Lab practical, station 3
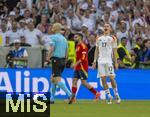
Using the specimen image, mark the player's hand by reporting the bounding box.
[44,60,50,67]
[71,63,76,69]
[70,63,74,68]
[92,62,96,69]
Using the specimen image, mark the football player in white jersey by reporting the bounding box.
[92,23,121,104]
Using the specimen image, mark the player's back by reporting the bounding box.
[97,35,114,63]
[75,42,88,71]
[50,33,68,58]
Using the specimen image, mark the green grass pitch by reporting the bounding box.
[50,100,150,117]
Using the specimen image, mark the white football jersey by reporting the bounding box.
[96,35,117,63]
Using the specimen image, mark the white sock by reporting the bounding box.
[105,89,112,98]
[113,88,119,96]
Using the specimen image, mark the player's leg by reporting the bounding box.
[50,82,56,104]
[79,70,100,101]
[49,74,56,104]
[52,58,74,104]
[81,80,100,101]
[101,76,113,104]
[70,79,78,102]
[107,63,121,104]
[109,76,121,104]
[98,63,112,104]
[72,71,79,96]
[72,78,78,95]
[71,70,80,102]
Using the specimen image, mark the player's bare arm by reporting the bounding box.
[45,45,54,65]
[92,42,99,69]
[71,59,81,69]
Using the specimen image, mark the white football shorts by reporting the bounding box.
[98,62,115,77]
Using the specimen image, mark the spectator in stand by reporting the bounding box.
[116,21,131,51]
[0,1,9,19]
[24,21,43,46]
[66,8,82,32]
[49,0,62,23]
[131,37,143,68]
[24,9,32,23]
[0,0,149,69]
[97,0,108,19]
[5,0,19,11]
[7,11,17,30]
[16,0,28,16]
[0,21,7,46]
[8,39,28,68]
[109,1,119,30]
[117,37,135,69]
[19,19,26,33]
[13,7,23,21]
[132,10,144,29]
[87,32,96,66]
[70,0,78,12]
[77,2,96,32]
[37,14,50,34]
[139,39,150,68]
[132,23,147,44]
[6,20,24,45]
[60,17,68,28]
[60,0,70,16]
[81,24,90,45]
[42,23,53,47]
[102,11,110,24]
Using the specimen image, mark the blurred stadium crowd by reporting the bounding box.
[0,0,150,68]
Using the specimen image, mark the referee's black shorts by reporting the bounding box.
[51,57,66,77]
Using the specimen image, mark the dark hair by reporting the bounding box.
[121,37,127,41]
[75,33,83,39]
[136,37,142,41]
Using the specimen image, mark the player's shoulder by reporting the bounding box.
[80,42,87,49]
[50,34,58,39]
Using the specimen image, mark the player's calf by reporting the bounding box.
[68,94,75,104]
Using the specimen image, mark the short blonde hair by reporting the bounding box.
[52,23,63,33]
